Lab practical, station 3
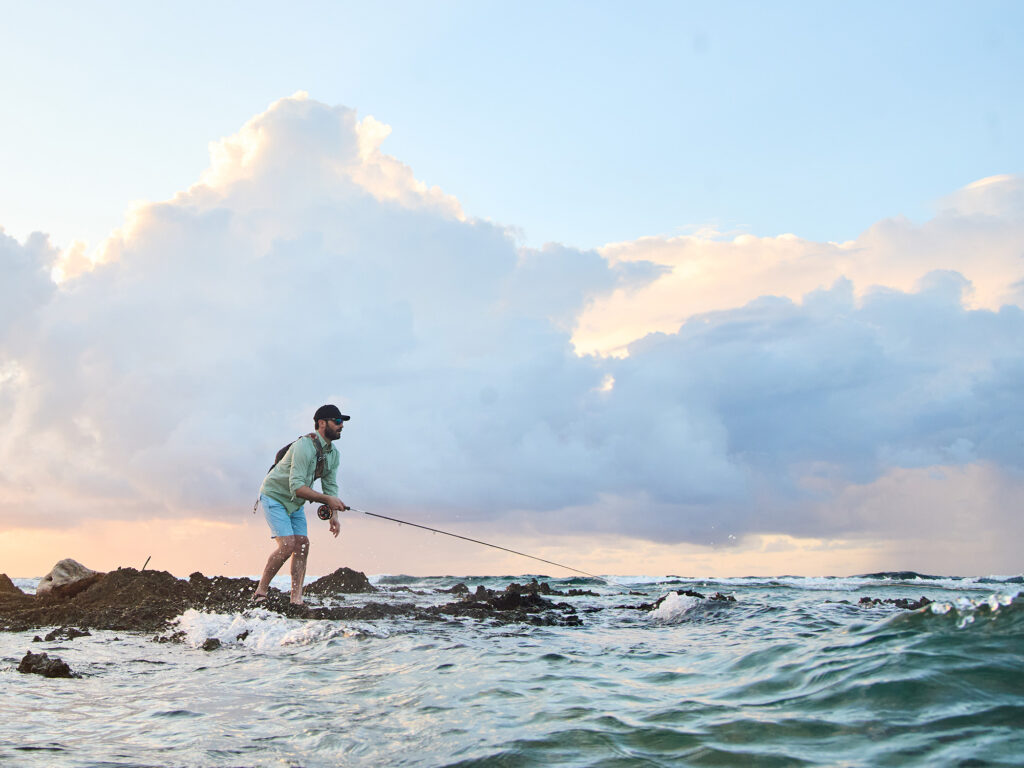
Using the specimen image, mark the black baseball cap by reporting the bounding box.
[313,404,351,424]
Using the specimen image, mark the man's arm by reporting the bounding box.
[294,485,346,510]
[288,439,347,511]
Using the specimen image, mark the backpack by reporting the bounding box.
[268,433,326,479]
[253,433,327,513]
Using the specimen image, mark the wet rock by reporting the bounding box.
[305,567,377,594]
[710,593,736,603]
[858,595,933,611]
[440,582,469,594]
[36,559,105,599]
[432,582,580,626]
[235,630,250,642]
[491,583,558,611]
[44,626,92,641]
[388,586,428,595]
[18,650,80,678]
[516,579,600,597]
[469,585,493,601]
[153,630,187,644]
[0,574,22,595]
[188,572,262,612]
[0,566,584,632]
[32,636,43,642]
[201,638,221,651]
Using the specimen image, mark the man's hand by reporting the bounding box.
[324,496,348,513]
[324,496,346,538]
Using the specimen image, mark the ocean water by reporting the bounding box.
[3,573,1022,767]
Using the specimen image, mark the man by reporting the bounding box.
[253,404,350,606]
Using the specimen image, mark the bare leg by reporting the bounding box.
[256,536,298,596]
[290,536,310,604]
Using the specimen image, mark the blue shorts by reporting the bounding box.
[259,494,308,538]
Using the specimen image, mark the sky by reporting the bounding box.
[1,2,1023,579]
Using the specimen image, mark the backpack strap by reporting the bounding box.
[307,432,326,480]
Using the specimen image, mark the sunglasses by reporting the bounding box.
[329,418,346,425]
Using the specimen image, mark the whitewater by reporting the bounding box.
[3,572,1022,767]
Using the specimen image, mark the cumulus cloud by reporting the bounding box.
[575,173,1024,357]
[1,94,1022,564]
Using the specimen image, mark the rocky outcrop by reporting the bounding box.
[1,566,585,632]
[0,574,22,595]
[429,582,583,626]
[18,651,80,678]
[36,559,105,599]
[304,567,377,594]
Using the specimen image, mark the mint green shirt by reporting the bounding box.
[260,434,340,513]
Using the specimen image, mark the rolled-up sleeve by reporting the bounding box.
[288,439,315,501]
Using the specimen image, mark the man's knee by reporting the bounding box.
[276,535,299,555]
[295,536,310,557]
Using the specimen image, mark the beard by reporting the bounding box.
[327,424,342,440]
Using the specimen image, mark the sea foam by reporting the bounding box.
[648,592,702,623]
[169,608,387,650]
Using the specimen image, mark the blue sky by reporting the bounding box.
[2,3,1024,577]
[3,1,1022,251]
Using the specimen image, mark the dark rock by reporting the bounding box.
[18,650,79,678]
[857,571,943,581]
[858,595,933,611]
[304,567,377,594]
[44,626,92,641]
[153,630,187,644]
[201,638,221,651]
[235,630,250,642]
[440,583,469,594]
[490,584,556,611]
[470,585,492,601]
[188,572,264,612]
[32,636,42,642]
[0,566,583,632]
[709,593,736,603]
[0,574,22,595]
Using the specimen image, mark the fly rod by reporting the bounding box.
[320,504,607,583]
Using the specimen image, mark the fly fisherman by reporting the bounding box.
[252,404,350,606]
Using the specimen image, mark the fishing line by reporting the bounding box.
[339,506,608,583]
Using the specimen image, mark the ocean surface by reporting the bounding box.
[3,572,1022,767]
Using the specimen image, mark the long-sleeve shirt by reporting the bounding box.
[259,434,339,513]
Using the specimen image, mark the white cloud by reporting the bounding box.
[575,176,1024,356]
[2,95,1022,574]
